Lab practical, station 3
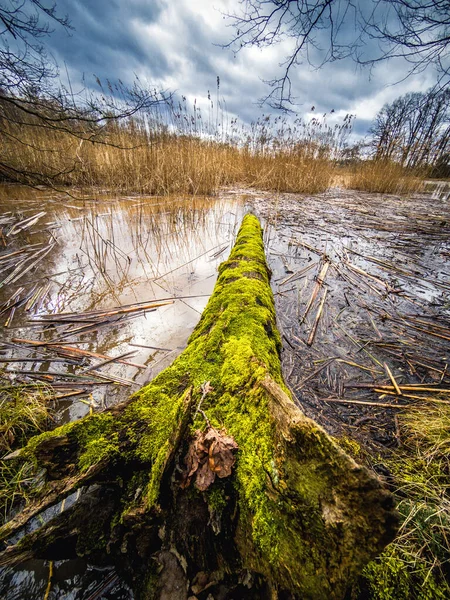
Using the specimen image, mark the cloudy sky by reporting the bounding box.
[44,0,438,140]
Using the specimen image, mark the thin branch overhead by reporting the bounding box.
[225,0,450,109]
[0,0,170,187]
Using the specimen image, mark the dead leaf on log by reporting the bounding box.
[182,427,238,491]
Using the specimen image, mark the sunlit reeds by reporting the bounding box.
[0,96,353,195]
[0,90,431,197]
[346,159,424,195]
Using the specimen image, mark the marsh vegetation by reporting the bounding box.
[0,180,448,598]
[0,82,449,599]
[1,1,449,598]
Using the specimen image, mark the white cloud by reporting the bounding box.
[47,0,439,138]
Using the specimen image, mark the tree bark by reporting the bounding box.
[0,214,398,599]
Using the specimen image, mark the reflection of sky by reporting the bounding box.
[0,191,244,419]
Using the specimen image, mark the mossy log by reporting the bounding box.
[0,215,398,599]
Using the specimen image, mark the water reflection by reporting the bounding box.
[0,559,133,600]
[0,189,244,420]
[0,187,244,599]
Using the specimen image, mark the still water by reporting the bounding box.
[0,186,245,599]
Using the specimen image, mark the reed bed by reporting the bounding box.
[1,121,337,195]
[239,148,334,193]
[346,160,424,195]
[0,97,352,195]
[1,92,431,196]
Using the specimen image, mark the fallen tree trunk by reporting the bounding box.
[0,215,398,599]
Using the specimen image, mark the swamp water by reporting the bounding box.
[1,183,449,598]
[0,187,245,598]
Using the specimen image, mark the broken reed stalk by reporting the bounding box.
[0,216,397,600]
[324,398,407,409]
[11,339,146,369]
[300,261,329,324]
[306,288,327,346]
[384,362,402,395]
[32,300,173,322]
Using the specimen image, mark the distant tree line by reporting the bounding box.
[370,88,450,176]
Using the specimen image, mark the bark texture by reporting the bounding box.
[0,214,398,599]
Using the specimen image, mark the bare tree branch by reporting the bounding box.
[225,0,450,109]
[0,0,170,187]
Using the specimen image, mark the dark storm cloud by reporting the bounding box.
[42,0,434,140]
[48,0,169,84]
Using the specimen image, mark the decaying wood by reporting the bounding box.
[0,215,398,600]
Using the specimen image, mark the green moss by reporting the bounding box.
[206,485,227,513]
[363,544,449,600]
[336,436,362,458]
[12,215,394,596]
[220,336,265,391]
[24,420,77,463]
[78,433,119,472]
[132,392,184,463]
[120,215,287,560]
[24,412,120,473]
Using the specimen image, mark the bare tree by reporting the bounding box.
[0,0,71,94]
[225,0,450,110]
[370,88,450,170]
[0,0,168,186]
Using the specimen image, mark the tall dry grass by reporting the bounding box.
[238,147,334,193]
[0,100,346,195]
[1,120,236,195]
[345,159,424,195]
[0,96,427,196]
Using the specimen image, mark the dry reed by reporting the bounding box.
[0,95,428,196]
[346,160,424,195]
[0,101,343,195]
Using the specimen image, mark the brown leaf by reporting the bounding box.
[195,460,216,492]
[208,434,238,478]
[181,427,238,491]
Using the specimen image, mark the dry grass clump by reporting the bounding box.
[0,100,346,195]
[1,119,239,196]
[78,135,240,196]
[0,384,52,452]
[1,94,430,196]
[362,403,450,599]
[0,384,53,521]
[240,149,334,194]
[1,118,336,195]
[347,160,424,195]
